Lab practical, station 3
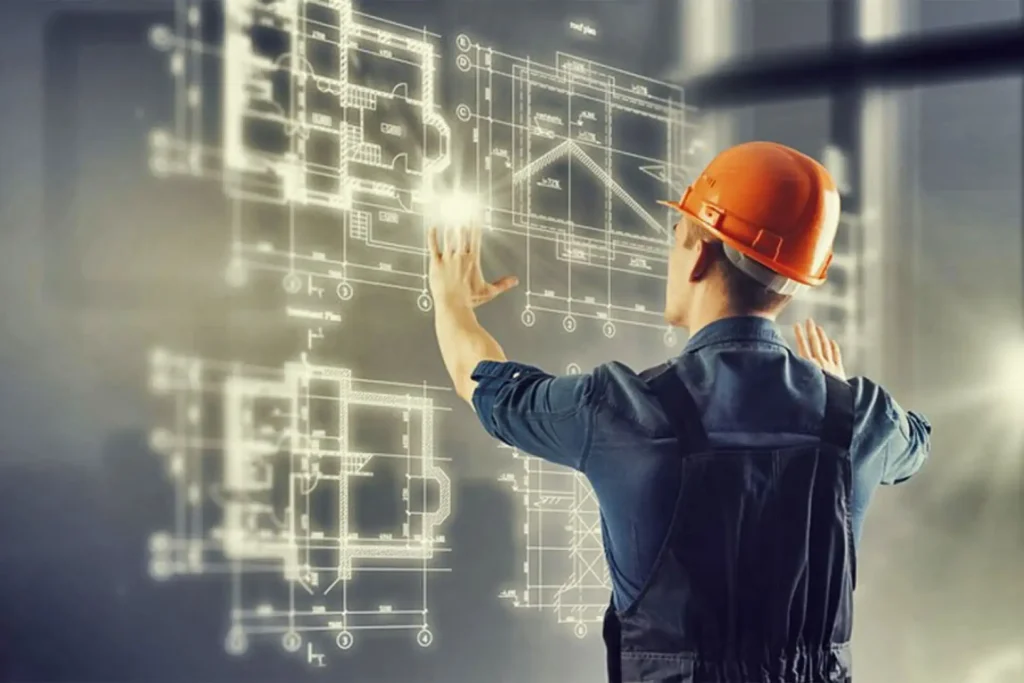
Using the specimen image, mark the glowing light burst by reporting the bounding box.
[430,190,482,227]
[928,334,1024,499]
[993,341,1024,410]
[980,341,1024,485]
[966,646,1023,683]
[894,256,1024,501]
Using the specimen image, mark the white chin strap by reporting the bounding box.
[722,244,808,296]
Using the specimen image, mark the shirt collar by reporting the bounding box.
[682,315,788,354]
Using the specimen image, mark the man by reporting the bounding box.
[427,141,931,683]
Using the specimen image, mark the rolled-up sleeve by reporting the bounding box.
[851,376,932,486]
[881,399,932,486]
[470,360,598,471]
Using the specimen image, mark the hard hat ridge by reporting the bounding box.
[660,141,841,292]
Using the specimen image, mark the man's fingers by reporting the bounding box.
[459,225,474,253]
[806,319,825,360]
[793,323,811,359]
[490,274,519,293]
[830,339,842,365]
[813,322,833,363]
[470,225,483,256]
[470,275,519,306]
[796,319,844,376]
[444,225,458,254]
[426,226,442,261]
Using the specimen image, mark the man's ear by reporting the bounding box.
[688,240,716,283]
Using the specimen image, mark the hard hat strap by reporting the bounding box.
[722,244,807,296]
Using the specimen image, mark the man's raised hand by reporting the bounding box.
[794,319,847,380]
[426,225,518,309]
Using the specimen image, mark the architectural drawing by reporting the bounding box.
[150,0,452,309]
[146,0,861,348]
[148,349,452,661]
[452,34,703,342]
[143,0,869,654]
[497,441,609,638]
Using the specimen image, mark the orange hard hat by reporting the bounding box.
[660,141,841,294]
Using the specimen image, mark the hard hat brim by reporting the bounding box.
[658,198,826,287]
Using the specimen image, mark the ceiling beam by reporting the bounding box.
[681,21,1024,107]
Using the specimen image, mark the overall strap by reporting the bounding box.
[820,373,855,451]
[645,363,709,452]
[603,603,623,683]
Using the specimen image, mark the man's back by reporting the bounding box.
[470,316,932,680]
[605,359,858,682]
[581,317,931,611]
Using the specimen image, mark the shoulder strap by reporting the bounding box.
[821,372,855,450]
[602,603,623,683]
[645,363,709,452]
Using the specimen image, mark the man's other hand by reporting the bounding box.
[427,225,518,309]
[794,319,847,380]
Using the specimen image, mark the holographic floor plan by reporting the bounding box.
[498,442,609,638]
[132,0,903,660]
[150,0,452,311]
[147,0,715,340]
[452,35,703,342]
[148,349,452,660]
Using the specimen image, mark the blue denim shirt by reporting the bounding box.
[471,316,932,609]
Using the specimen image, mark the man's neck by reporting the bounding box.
[685,305,776,339]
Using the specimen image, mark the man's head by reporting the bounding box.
[660,141,841,330]
[663,216,792,327]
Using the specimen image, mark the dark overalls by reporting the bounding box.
[603,365,856,683]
